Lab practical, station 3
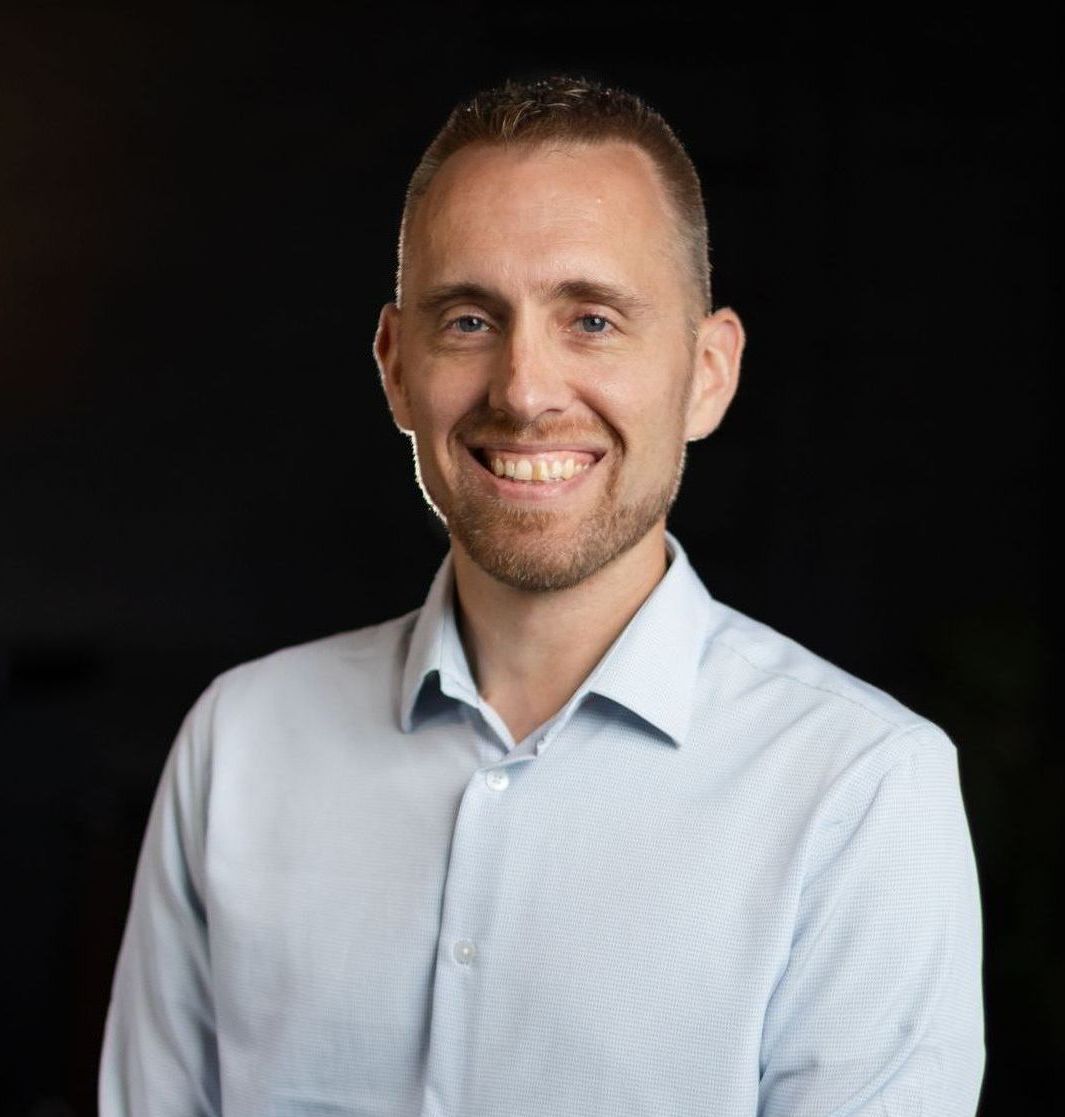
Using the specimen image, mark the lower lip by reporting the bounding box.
[466,447,599,501]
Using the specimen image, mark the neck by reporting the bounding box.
[450,524,670,744]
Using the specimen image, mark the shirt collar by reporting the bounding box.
[399,550,475,731]
[584,532,711,746]
[399,531,713,748]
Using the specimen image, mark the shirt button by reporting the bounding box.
[453,939,477,965]
[485,768,510,791]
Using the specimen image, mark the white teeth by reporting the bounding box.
[487,454,595,483]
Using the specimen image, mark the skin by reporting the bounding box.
[374,139,744,742]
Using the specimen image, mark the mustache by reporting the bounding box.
[456,410,617,447]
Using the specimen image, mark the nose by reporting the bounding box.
[487,315,574,424]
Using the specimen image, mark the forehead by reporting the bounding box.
[405,140,683,294]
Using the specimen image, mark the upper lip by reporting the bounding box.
[465,441,607,460]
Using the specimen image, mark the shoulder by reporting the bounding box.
[223,608,419,686]
[185,608,421,741]
[151,608,427,818]
[696,595,957,798]
[707,599,921,727]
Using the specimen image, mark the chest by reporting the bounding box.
[203,719,807,1114]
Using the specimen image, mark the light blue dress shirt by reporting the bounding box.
[100,533,984,1116]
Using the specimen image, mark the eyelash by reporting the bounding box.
[442,313,617,338]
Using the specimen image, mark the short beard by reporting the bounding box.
[439,439,688,593]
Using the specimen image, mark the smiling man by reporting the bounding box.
[374,130,744,745]
[100,77,985,1116]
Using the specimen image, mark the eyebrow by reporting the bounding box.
[414,278,654,319]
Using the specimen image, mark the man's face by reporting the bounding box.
[376,139,737,592]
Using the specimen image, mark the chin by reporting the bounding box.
[450,503,666,593]
[467,546,602,593]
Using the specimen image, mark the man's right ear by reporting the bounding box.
[373,302,414,433]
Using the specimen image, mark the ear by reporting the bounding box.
[684,306,745,441]
[373,301,414,434]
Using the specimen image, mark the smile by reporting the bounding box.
[466,445,601,488]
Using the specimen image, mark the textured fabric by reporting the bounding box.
[100,532,984,1116]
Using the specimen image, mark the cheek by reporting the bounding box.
[588,379,689,452]
[408,386,463,443]
[410,362,486,433]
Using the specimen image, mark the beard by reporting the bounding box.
[416,413,688,593]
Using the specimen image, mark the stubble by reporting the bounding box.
[420,412,688,592]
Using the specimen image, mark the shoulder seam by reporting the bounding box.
[709,633,927,735]
[213,610,421,681]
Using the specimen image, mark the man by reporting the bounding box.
[100,76,984,1116]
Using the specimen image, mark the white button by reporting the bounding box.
[485,768,510,791]
[453,939,477,965]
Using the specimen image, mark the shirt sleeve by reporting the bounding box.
[757,726,985,1117]
[99,682,223,1117]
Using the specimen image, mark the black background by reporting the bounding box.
[0,5,1056,1114]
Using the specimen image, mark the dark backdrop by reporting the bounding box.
[0,6,1056,1115]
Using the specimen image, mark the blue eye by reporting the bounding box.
[578,315,610,333]
[453,315,488,333]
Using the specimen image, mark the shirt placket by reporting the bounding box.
[419,704,537,1116]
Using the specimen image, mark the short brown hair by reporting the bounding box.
[396,75,712,316]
